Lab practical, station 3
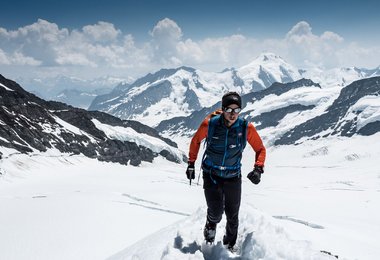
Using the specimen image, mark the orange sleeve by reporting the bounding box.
[247,123,266,168]
[188,117,209,163]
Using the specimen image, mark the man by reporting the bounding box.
[186,91,266,251]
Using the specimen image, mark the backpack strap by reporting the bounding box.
[240,118,248,151]
[206,114,221,147]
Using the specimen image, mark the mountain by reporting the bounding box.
[52,88,111,109]
[89,53,301,127]
[156,79,322,135]
[15,75,133,108]
[275,76,380,145]
[0,74,184,166]
[157,77,380,146]
[237,53,301,91]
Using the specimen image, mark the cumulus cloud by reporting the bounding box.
[283,21,346,68]
[149,18,183,64]
[321,31,344,42]
[336,42,380,68]
[0,48,41,66]
[0,49,10,65]
[286,21,313,38]
[82,21,121,42]
[0,18,379,81]
[0,19,68,66]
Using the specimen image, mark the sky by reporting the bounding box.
[0,0,380,81]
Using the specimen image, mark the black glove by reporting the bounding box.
[186,162,195,180]
[247,166,264,185]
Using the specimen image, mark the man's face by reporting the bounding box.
[222,104,240,126]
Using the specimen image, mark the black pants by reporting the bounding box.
[203,172,242,246]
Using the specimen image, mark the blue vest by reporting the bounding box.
[202,115,247,178]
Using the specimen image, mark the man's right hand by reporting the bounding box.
[247,166,264,184]
[186,162,195,180]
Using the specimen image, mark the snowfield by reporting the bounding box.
[1,133,380,260]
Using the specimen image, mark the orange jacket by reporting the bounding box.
[188,113,266,168]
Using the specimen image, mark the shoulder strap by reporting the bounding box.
[206,114,221,145]
[234,117,248,151]
[241,118,248,150]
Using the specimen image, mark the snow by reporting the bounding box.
[243,85,341,146]
[0,82,14,91]
[53,116,96,142]
[244,86,338,116]
[131,97,190,127]
[101,55,304,128]
[238,53,301,87]
[301,67,377,88]
[91,119,184,161]
[194,70,247,106]
[0,151,193,260]
[109,206,332,260]
[1,132,380,260]
[347,95,380,130]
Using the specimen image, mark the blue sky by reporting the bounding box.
[1,0,379,41]
[0,0,379,80]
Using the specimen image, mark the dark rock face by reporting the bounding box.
[250,104,316,130]
[275,77,380,145]
[0,74,181,165]
[243,78,321,101]
[156,77,380,145]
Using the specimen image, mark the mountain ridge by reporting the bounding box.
[0,74,183,166]
[89,53,302,126]
[157,77,380,146]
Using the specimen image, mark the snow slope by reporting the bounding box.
[108,133,380,260]
[0,150,194,260]
[1,132,379,260]
[108,206,334,260]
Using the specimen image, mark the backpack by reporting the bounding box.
[206,110,248,151]
[202,110,248,178]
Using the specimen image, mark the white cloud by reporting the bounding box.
[0,18,379,81]
[321,31,344,42]
[150,18,182,43]
[176,39,204,63]
[82,21,121,42]
[0,48,41,66]
[281,21,347,68]
[0,49,10,65]
[0,19,68,66]
[55,52,96,67]
[336,43,380,68]
[149,18,183,64]
[286,21,313,38]
[11,52,42,66]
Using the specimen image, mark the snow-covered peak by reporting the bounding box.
[300,66,380,88]
[239,53,290,71]
[237,53,302,91]
[256,52,285,63]
[90,53,304,127]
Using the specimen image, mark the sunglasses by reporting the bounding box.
[223,107,241,113]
